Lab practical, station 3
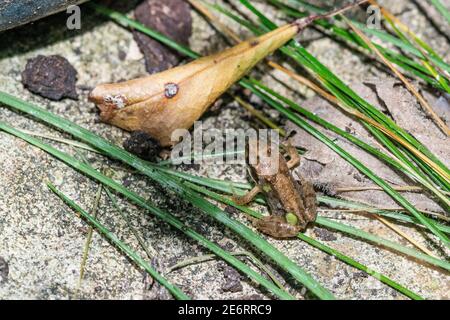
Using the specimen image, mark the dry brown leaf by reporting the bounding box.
[89,1,367,146]
[90,23,298,146]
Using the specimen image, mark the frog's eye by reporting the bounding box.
[285,212,298,226]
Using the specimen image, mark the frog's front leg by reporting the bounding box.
[255,215,301,238]
[284,142,301,169]
[232,186,261,206]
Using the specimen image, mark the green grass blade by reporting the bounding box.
[287,0,450,74]
[183,181,426,299]
[105,187,157,259]
[77,185,102,294]
[240,0,450,181]
[318,196,450,235]
[316,216,450,271]
[295,232,425,300]
[239,80,450,245]
[89,2,199,59]
[184,179,450,272]
[206,1,450,195]
[87,2,450,243]
[153,167,450,234]
[0,121,296,301]
[430,0,450,24]
[47,183,190,300]
[234,0,449,246]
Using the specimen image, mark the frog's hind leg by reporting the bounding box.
[284,141,301,169]
[255,216,301,238]
[232,186,261,206]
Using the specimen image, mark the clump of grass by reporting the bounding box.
[47,183,190,300]
[0,119,296,300]
[0,1,448,300]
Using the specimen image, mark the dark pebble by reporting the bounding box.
[21,55,78,101]
[133,0,192,74]
[123,131,161,162]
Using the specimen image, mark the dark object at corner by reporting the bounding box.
[123,131,161,162]
[0,0,88,32]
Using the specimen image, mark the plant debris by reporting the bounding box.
[219,262,243,293]
[123,130,161,162]
[314,228,338,242]
[287,77,448,214]
[21,55,78,101]
[133,0,192,74]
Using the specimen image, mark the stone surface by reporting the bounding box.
[0,0,449,300]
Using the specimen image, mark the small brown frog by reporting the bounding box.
[233,139,317,238]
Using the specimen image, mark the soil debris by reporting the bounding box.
[21,55,78,101]
[133,0,192,74]
[123,131,161,162]
[314,228,338,242]
[219,262,243,293]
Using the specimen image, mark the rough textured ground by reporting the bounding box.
[0,0,449,300]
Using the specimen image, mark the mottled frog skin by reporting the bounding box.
[234,139,317,238]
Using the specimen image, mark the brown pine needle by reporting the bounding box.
[234,95,286,136]
[187,0,241,43]
[190,0,440,255]
[330,197,450,222]
[368,1,445,66]
[76,184,102,296]
[268,61,337,102]
[369,0,450,89]
[272,63,450,185]
[188,0,286,137]
[373,215,435,256]
[342,15,450,137]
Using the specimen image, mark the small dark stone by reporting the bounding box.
[353,271,369,279]
[220,263,243,293]
[314,228,337,241]
[122,177,133,187]
[224,205,239,215]
[21,55,78,100]
[0,257,8,284]
[118,49,127,61]
[133,0,192,74]
[123,131,161,162]
[180,163,201,171]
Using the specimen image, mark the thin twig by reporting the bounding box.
[334,197,450,222]
[335,185,450,196]
[76,184,102,296]
[373,215,435,256]
[234,95,286,136]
